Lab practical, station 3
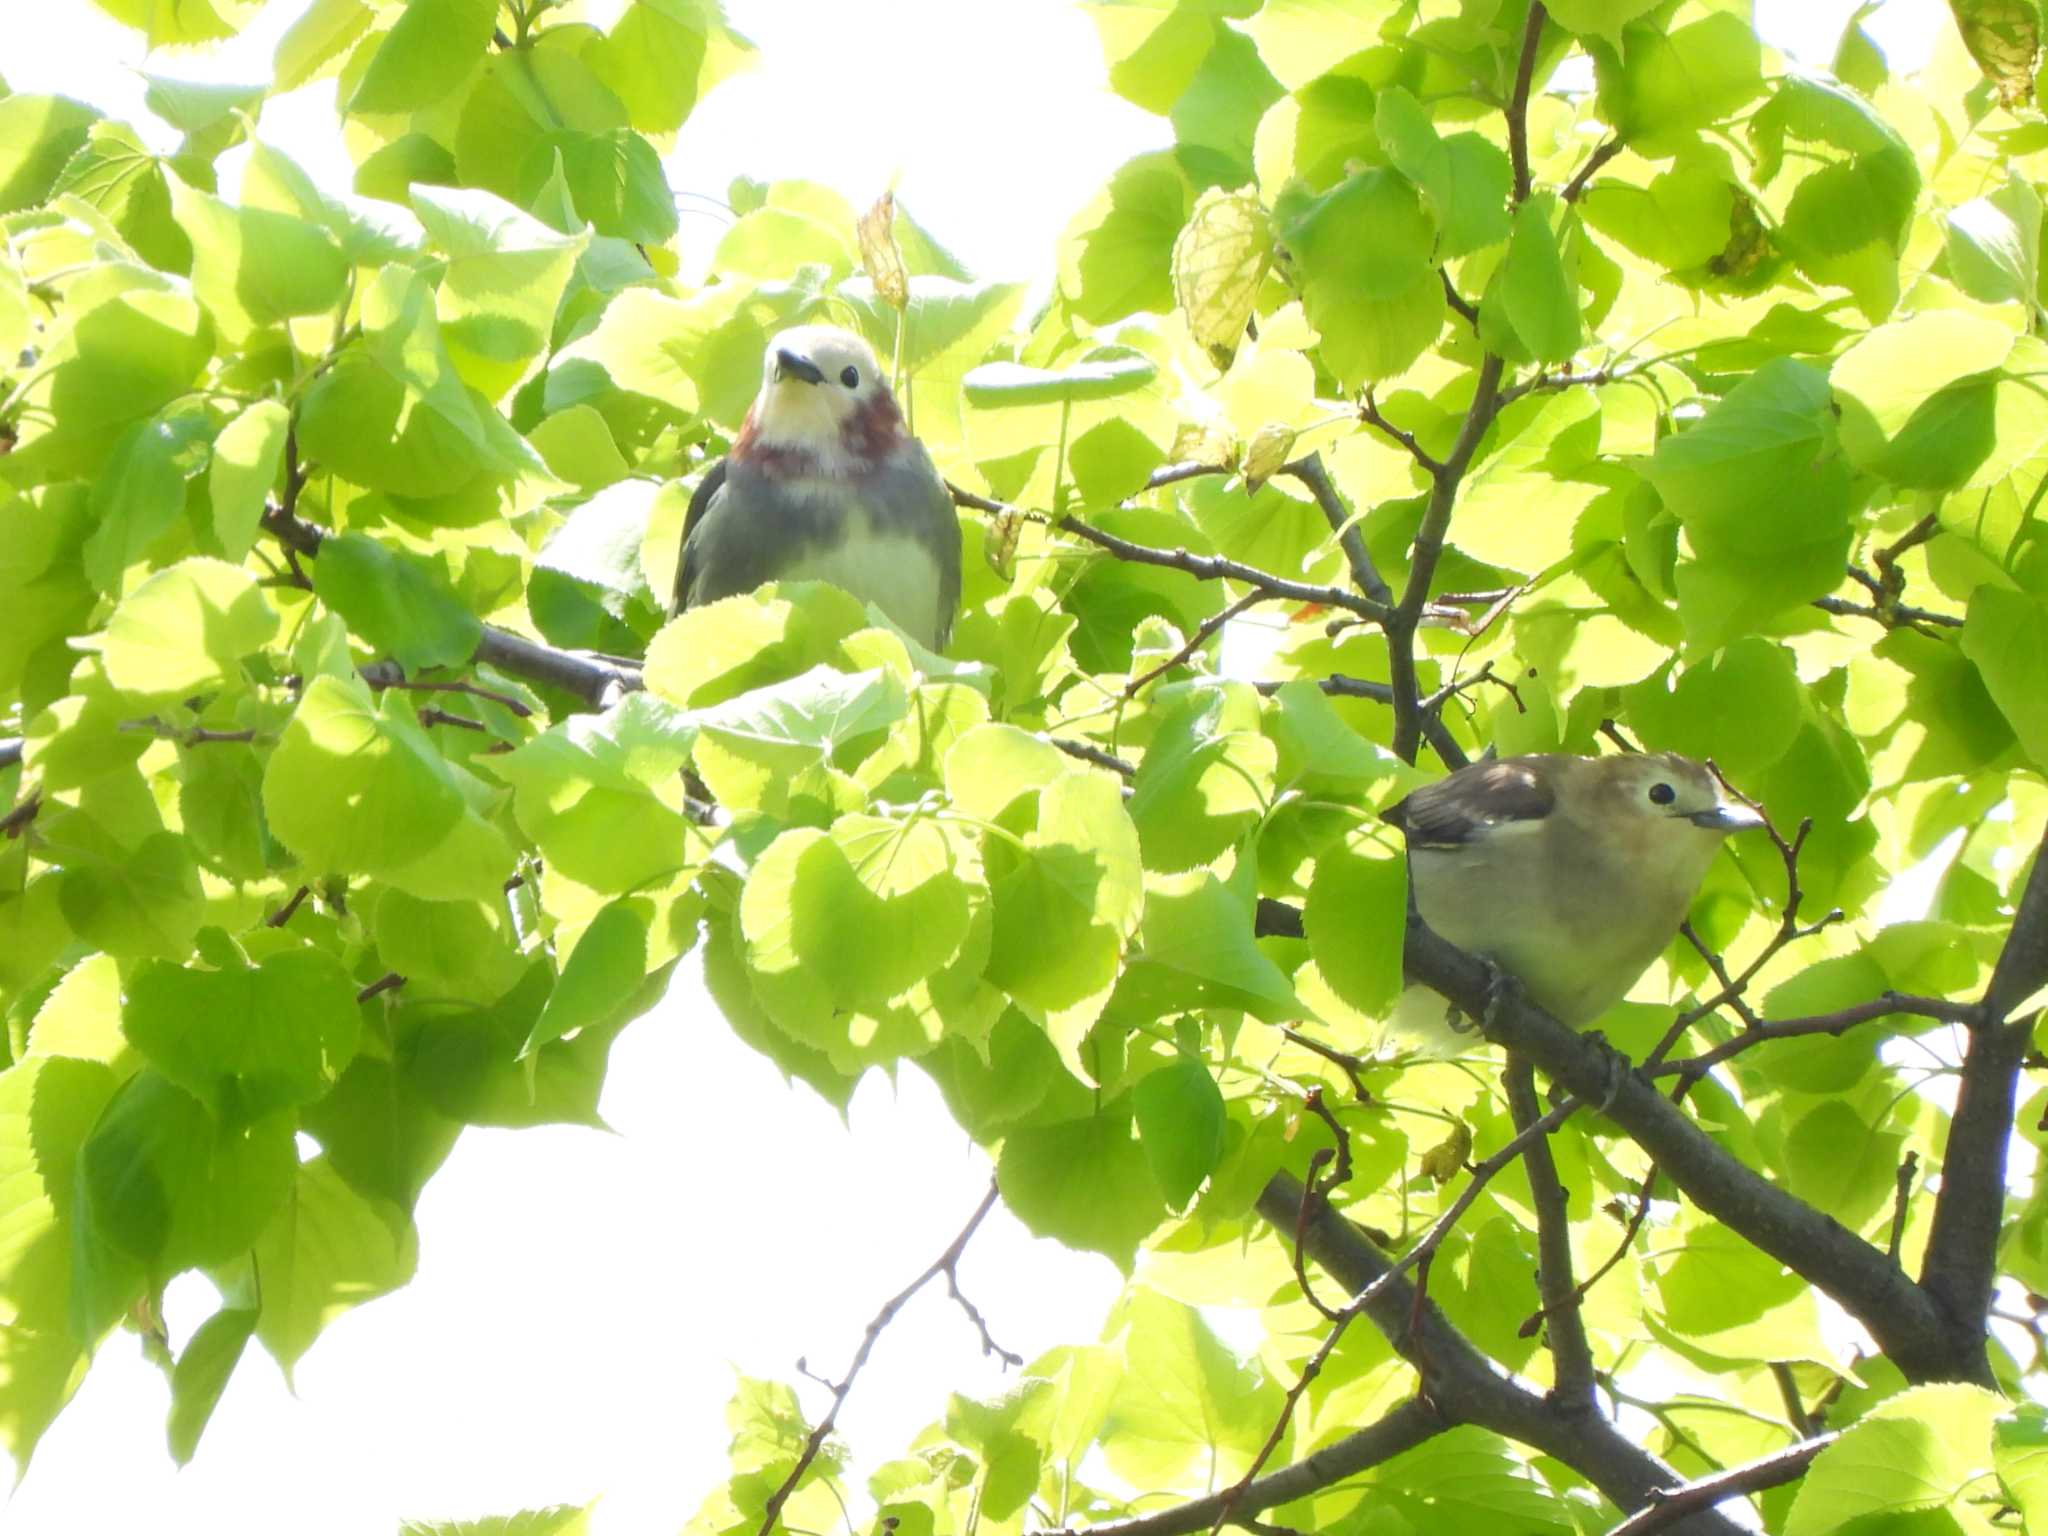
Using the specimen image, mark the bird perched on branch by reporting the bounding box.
[672,324,962,651]
[1383,752,1765,1026]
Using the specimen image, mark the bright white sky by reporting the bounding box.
[3,2,1952,1533]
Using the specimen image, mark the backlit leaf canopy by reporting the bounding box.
[2,3,2048,1536]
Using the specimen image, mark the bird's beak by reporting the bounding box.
[1690,803,1767,833]
[773,348,825,386]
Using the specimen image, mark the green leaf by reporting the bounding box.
[102,558,279,700]
[1500,194,1582,364]
[997,1102,1166,1270]
[1304,834,1408,1017]
[1101,1288,1285,1485]
[275,0,373,92]
[1994,1404,2048,1535]
[413,186,589,403]
[1643,359,1855,649]
[1945,176,2042,305]
[122,948,360,1125]
[1594,12,1764,157]
[349,0,496,114]
[263,676,454,865]
[0,94,100,214]
[1784,1383,2005,1536]
[1960,585,2048,770]
[485,690,700,896]
[964,347,1160,407]
[167,178,350,343]
[1276,168,1444,386]
[251,1156,418,1379]
[81,408,213,595]
[1130,1055,1226,1207]
[1832,311,2013,490]
[74,1071,293,1308]
[1375,87,1513,258]
[298,264,545,498]
[1119,869,1299,1023]
[589,0,758,137]
[167,1306,257,1464]
[1060,151,1193,323]
[312,532,485,672]
[986,770,1144,1060]
[1128,686,1276,873]
[208,401,290,560]
[525,901,649,1057]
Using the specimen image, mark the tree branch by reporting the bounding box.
[0,736,21,772]
[1506,1054,1596,1411]
[1399,918,1968,1383]
[261,502,642,710]
[1056,512,1390,622]
[758,1182,1010,1536]
[1918,825,2048,1363]
[1032,1399,1445,1536]
[1508,3,1547,203]
[1254,1176,1744,1535]
[1600,1433,1837,1536]
[1279,451,1395,610]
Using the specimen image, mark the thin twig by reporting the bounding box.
[355,972,405,1003]
[1601,1433,1837,1536]
[1045,736,1135,778]
[1507,3,1547,203]
[1,794,41,839]
[757,1182,1009,1536]
[1359,390,1445,476]
[1280,452,1394,610]
[1125,591,1266,698]
[361,665,535,718]
[267,885,311,929]
[1769,1362,1818,1439]
[1281,1027,1374,1103]
[1562,136,1625,202]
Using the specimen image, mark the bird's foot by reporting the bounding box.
[1480,960,1520,1031]
[1581,1030,1635,1114]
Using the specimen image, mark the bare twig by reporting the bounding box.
[1058,512,1391,622]
[757,1182,1010,1536]
[1032,1399,1443,1536]
[1,793,41,839]
[1769,1362,1818,1439]
[1280,1027,1374,1103]
[1359,390,1445,476]
[1562,136,1625,202]
[1439,267,1481,327]
[1601,1433,1837,1536]
[1279,451,1395,610]
[1125,592,1266,698]
[355,972,405,1003]
[1045,736,1135,778]
[1652,992,1978,1085]
[267,885,310,929]
[361,664,535,718]
[1507,3,1547,202]
[0,736,22,772]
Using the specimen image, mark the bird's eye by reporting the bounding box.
[840,366,860,389]
[1649,782,1676,806]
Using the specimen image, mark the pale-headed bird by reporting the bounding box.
[673,324,962,650]
[1383,752,1766,1026]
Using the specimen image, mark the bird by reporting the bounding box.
[1382,752,1766,1026]
[672,324,962,651]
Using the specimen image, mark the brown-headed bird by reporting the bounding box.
[672,324,962,650]
[1383,752,1765,1026]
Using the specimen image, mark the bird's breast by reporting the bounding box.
[774,529,947,650]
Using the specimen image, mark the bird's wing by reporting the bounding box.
[1382,758,1554,849]
[673,457,729,615]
